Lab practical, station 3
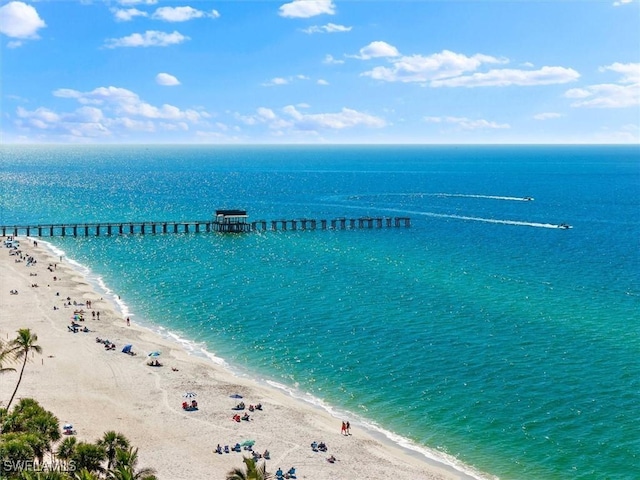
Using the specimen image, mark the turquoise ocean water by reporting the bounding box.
[1,145,638,479]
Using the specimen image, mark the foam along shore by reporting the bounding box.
[0,238,483,480]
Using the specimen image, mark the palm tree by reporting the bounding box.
[98,431,129,470]
[0,433,36,476]
[0,339,16,374]
[71,442,106,475]
[107,447,157,480]
[56,436,77,470]
[6,329,43,411]
[226,456,272,480]
[72,469,101,480]
[29,411,61,463]
[17,470,68,479]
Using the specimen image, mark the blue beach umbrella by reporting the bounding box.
[148,351,161,357]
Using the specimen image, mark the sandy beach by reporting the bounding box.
[0,238,475,480]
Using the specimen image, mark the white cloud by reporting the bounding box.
[52,86,208,122]
[533,112,563,120]
[117,0,158,5]
[425,116,510,130]
[566,84,639,108]
[262,75,310,86]
[363,50,506,83]
[355,41,400,60]
[600,62,640,84]
[105,30,189,48]
[323,54,344,65]
[113,8,148,22]
[0,1,46,39]
[282,105,386,129]
[237,105,385,135]
[156,73,181,86]
[565,62,640,108]
[16,106,60,127]
[613,0,634,6]
[152,6,219,22]
[279,0,335,18]
[317,79,329,85]
[302,23,351,34]
[263,77,290,86]
[14,85,213,140]
[431,66,580,87]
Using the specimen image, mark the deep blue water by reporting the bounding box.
[1,145,639,479]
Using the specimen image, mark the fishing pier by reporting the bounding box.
[1,210,410,237]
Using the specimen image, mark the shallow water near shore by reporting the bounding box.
[1,144,639,480]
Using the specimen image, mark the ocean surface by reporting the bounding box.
[1,145,638,480]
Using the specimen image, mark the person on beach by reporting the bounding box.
[341,421,347,435]
[346,421,350,435]
[126,317,130,326]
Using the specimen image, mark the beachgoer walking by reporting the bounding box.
[341,421,347,435]
[96,311,100,320]
[346,421,350,435]
[126,317,130,326]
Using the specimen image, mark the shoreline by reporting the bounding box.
[1,237,486,480]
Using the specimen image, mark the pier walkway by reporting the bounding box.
[0,216,410,238]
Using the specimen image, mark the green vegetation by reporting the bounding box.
[225,457,272,480]
[4,329,42,412]
[0,330,156,479]
[0,399,157,480]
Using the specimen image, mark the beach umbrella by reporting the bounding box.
[148,351,161,357]
[230,393,243,399]
[240,440,255,447]
[63,423,73,430]
[122,345,132,354]
[183,392,197,399]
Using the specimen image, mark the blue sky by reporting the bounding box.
[1,0,638,144]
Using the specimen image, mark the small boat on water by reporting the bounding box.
[523,196,534,201]
[558,223,572,229]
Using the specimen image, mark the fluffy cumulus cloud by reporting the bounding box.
[424,116,510,130]
[117,0,158,5]
[359,43,580,88]
[613,0,634,6]
[156,73,181,86]
[279,0,335,18]
[565,62,640,108]
[282,105,386,130]
[237,105,385,135]
[361,48,506,83]
[431,66,580,87]
[302,23,351,34]
[13,85,209,140]
[323,54,344,65]
[105,30,189,48]
[113,8,148,22]
[533,112,563,120]
[356,41,400,60]
[0,1,46,44]
[152,6,219,22]
[261,75,310,86]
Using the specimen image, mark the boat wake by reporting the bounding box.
[430,193,534,202]
[419,212,562,229]
[346,193,534,202]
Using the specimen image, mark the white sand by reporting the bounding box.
[0,238,478,480]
